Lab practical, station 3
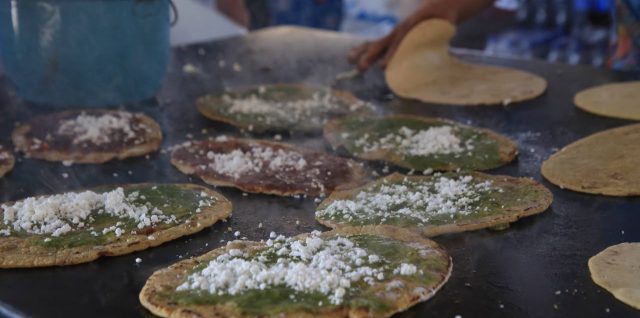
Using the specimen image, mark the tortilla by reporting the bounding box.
[385,19,547,106]
[588,243,640,310]
[196,83,375,133]
[324,115,517,171]
[541,124,640,196]
[140,226,452,318]
[0,184,231,268]
[0,146,14,178]
[316,172,552,237]
[171,138,366,196]
[12,109,162,164]
[574,81,640,120]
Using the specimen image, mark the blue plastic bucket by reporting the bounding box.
[0,0,171,107]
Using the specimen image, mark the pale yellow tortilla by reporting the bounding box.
[541,124,640,196]
[588,243,640,310]
[575,81,640,120]
[385,19,547,106]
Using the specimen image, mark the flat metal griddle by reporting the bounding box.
[0,26,639,318]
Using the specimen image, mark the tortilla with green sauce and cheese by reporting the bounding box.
[196,83,375,133]
[0,184,231,268]
[316,172,552,237]
[140,227,451,318]
[0,146,14,178]
[324,115,517,171]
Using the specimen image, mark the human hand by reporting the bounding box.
[348,0,494,72]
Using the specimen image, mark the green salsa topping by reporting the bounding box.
[316,173,546,228]
[161,234,447,316]
[1,185,208,249]
[333,117,505,171]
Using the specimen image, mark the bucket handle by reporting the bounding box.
[169,0,178,26]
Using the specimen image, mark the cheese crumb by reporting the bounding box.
[220,89,373,128]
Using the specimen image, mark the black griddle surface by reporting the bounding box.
[0,27,639,318]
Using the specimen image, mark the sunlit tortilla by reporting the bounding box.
[385,19,547,106]
[588,243,640,310]
[574,81,640,120]
[541,124,640,196]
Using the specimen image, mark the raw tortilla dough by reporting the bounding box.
[574,81,640,120]
[588,243,640,310]
[385,19,547,105]
[541,124,640,196]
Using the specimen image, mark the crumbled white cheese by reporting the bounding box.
[205,146,308,179]
[220,89,373,127]
[0,188,184,237]
[354,126,475,157]
[316,175,495,224]
[176,231,418,305]
[56,111,146,145]
[394,263,417,275]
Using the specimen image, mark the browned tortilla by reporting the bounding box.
[385,19,547,105]
[0,146,14,178]
[171,138,366,196]
[12,109,162,164]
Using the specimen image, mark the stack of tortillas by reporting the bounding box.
[385,19,547,105]
[574,81,640,120]
[541,123,640,196]
[589,243,640,310]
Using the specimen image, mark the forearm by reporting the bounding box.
[415,0,496,24]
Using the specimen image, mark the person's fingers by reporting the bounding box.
[348,43,369,64]
[380,28,410,68]
[357,35,392,72]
